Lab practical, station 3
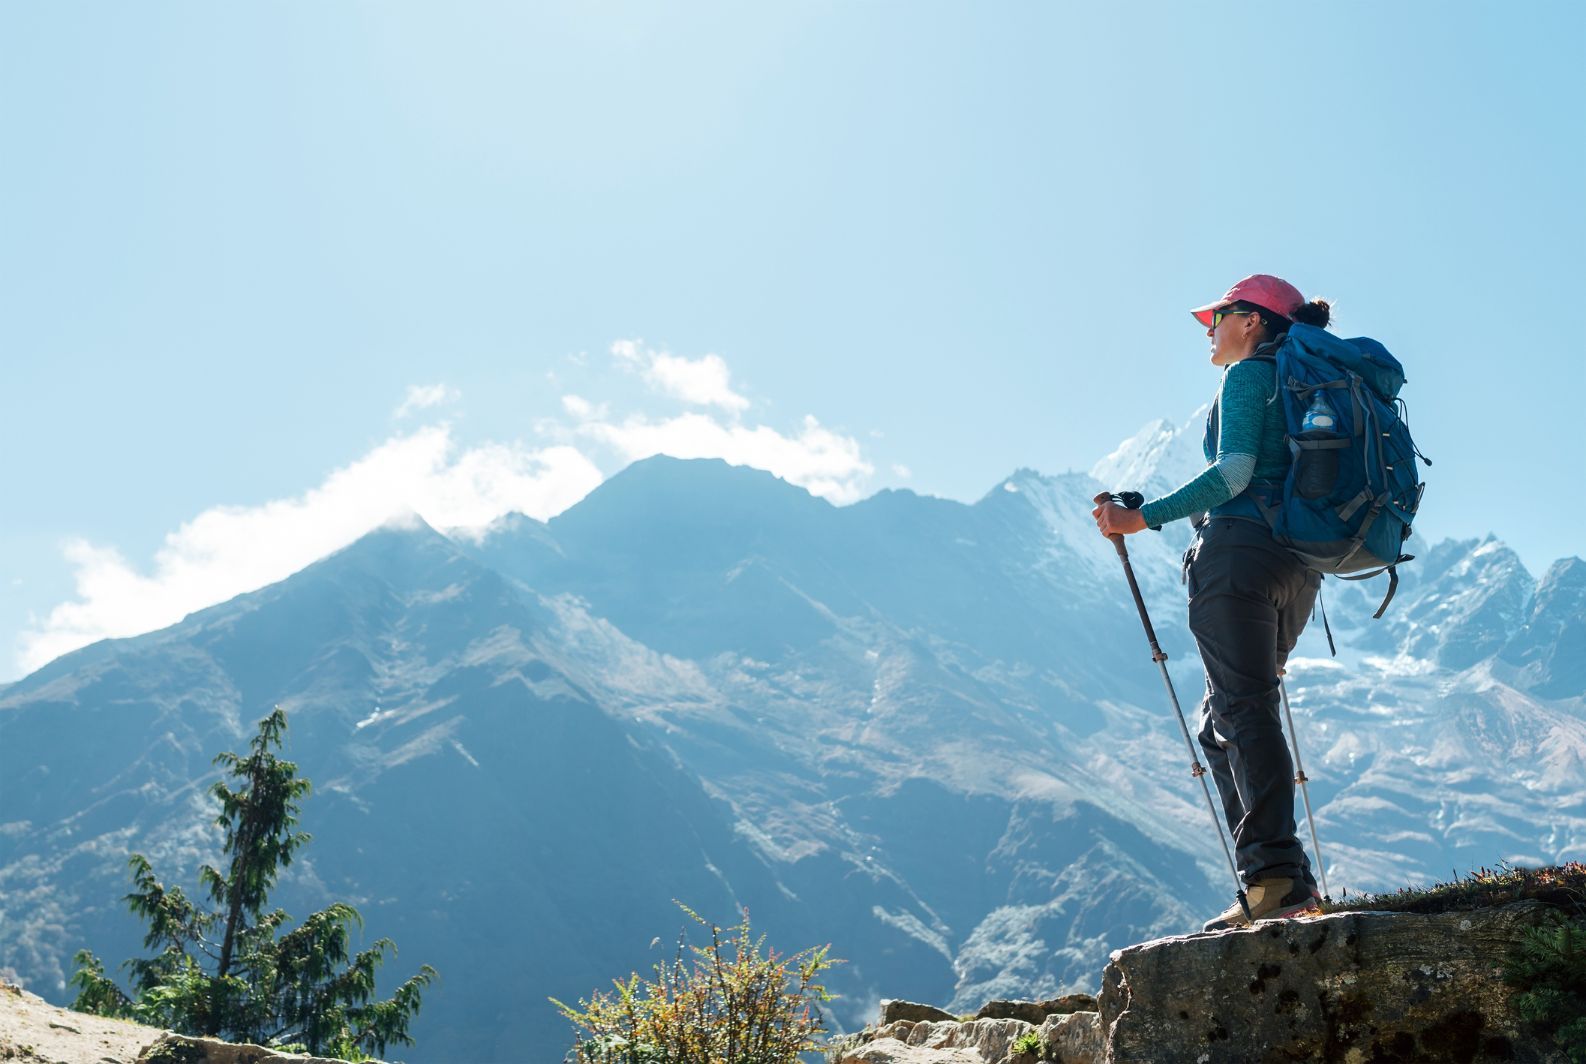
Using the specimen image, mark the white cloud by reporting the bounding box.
[892,463,912,479]
[17,427,603,674]
[609,339,750,413]
[647,352,749,412]
[577,411,873,504]
[394,383,460,419]
[18,341,883,677]
[560,394,609,420]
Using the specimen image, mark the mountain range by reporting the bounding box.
[3,415,1582,1062]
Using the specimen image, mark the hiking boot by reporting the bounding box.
[1201,876,1320,932]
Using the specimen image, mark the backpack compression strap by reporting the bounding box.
[1336,555,1415,618]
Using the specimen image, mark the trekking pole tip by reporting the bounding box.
[1237,890,1253,923]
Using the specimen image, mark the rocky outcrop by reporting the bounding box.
[836,1042,989,1064]
[833,998,1103,1063]
[850,1017,1039,1063]
[135,1033,356,1063]
[1,978,157,1064]
[1040,1011,1106,1063]
[975,995,1097,1025]
[841,902,1562,1063]
[1100,903,1554,1063]
[880,1000,961,1024]
[0,981,361,1064]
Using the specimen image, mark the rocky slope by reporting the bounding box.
[0,979,156,1064]
[0,980,356,1064]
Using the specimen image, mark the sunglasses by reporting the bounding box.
[1212,309,1259,328]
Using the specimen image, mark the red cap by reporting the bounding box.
[1190,274,1305,327]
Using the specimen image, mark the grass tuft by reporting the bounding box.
[1318,862,1586,917]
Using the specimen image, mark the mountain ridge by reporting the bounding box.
[3,447,1581,1062]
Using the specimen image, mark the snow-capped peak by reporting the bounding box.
[1089,405,1209,499]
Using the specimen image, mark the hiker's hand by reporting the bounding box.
[1092,500,1147,538]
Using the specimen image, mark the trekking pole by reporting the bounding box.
[1093,492,1251,923]
[1277,675,1331,902]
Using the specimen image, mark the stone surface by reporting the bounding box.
[973,999,1045,1025]
[975,995,1098,1024]
[0,982,359,1064]
[1043,993,1098,1016]
[879,1000,960,1025]
[1098,903,1555,1063]
[135,1033,355,1064]
[832,1015,1043,1064]
[833,1042,987,1064]
[0,979,163,1064]
[1038,1011,1103,1064]
[894,1017,1032,1061]
[871,1020,918,1042]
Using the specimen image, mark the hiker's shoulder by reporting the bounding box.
[1222,357,1276,391]
[1230,354,1277,376]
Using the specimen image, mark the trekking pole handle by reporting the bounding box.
[1092,492,1131,557]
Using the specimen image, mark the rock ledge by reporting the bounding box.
[837,902,1562,1063]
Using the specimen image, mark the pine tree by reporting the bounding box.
[1505,911,1586,1062]
[71,708,435,1060]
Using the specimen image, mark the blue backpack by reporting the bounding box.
[1250,323,1429,618]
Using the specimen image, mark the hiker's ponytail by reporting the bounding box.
[1228,296,1333,336]
[1290,298,1332,329]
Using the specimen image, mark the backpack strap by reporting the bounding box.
[1336,553,1416,618]
[1312,583,1337,656]
[1336,487,1373,523]
[1378,565,1399,619]
[1335,492,1393,571]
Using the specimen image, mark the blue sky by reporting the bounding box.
[2,2,1582,679]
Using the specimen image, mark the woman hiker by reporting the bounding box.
[1091,273,1332,932]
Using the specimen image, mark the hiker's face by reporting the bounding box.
[1208,309,1262,366]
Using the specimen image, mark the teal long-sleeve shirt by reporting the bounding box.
[1140,355,1290,528]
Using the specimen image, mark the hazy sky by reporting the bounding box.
[3,2,1582,680]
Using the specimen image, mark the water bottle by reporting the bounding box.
[1296,392,1339,499]
[1301,392,1337,433]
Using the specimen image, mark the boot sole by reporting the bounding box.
[1253,900,1322,923]
[1202,899,1320,933]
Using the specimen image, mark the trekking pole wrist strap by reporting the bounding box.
[1109,491,1162,531]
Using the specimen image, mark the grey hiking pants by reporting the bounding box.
[1184,516,1319,886]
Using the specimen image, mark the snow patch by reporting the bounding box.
[355,705,393,730]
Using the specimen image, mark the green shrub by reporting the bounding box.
[1313,862,1586,1062]
[553,902,840,1064]
[1505,910,1586,1063]
[1011,1027,1044,1057]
